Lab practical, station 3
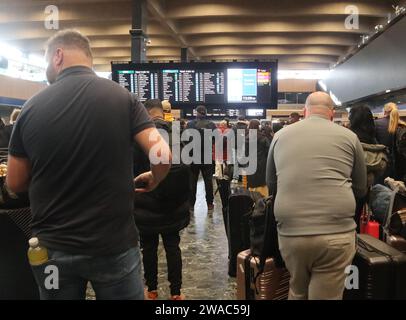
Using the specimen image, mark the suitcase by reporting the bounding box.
[344,234,406,300]
[0,208,39,299]
[226,188,259,277]
[236,249,290,300]
[386,234,406,253]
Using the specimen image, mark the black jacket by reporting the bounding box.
[133,118,191,235]
[375,117,394,151]
[0,121,10,149]
[246,132,271,188]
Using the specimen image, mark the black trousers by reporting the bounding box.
[190,164,214,206]
[140,232,182,296]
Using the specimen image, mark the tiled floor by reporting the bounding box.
[87,177,236,300]
[154,178,236,300]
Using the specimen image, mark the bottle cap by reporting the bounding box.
[29,237,39,248]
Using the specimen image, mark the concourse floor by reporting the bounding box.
[154,177,236,300]
[87,177,236,300]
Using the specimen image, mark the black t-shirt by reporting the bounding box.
[9,66,154,256]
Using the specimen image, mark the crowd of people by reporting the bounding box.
[5,29,406,300]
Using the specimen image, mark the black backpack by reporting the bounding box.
[396,126,406,158]
[249,194,285,272]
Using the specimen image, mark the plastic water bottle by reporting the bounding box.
[27,237,48,266]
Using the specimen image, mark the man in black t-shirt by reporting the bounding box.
[7,30,171,300]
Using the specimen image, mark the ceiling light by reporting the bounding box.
[0,42,23,60]
[375,25,384,32]
[28,54,46,68]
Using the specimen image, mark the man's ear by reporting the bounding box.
[303,107,307,118]
[54,48,64,68]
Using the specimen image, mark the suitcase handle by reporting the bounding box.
[358,237,395,261]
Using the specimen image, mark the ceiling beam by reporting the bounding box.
[147,0,198,59]
[185,33,360,47]
[193,45,346,57]
[0,21,170,41]
[175,17,378,35]
[7,35,177,52]
[165,0,394,19]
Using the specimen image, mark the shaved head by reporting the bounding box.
[305,92,334,110]
[304,92,335,120]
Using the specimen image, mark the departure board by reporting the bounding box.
[117,70,159,102]
[112,61,278,108]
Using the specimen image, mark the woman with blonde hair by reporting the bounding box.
[375,102,406,181]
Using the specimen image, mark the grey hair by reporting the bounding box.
[46,29,93,59]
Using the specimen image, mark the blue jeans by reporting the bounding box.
[31,246,144,300]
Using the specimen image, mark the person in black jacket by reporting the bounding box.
[349,105,382,231]
[232,116,248,183]
[375,102,406,182]
[348,105,377,144]
[245,119,271,197]
[0,119,10,149]
[186,105,217,212]
[133,99,191,301]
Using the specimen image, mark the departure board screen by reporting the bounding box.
[112,61,277,108]
[117,70,159,102]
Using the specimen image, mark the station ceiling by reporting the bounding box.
[0,0,402,71]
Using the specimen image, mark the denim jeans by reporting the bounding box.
[30,246,144,300]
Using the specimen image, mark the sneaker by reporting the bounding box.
[170,294,185,300]
[145,290,158,300]
[207,203,214,211]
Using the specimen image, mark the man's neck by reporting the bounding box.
[307,113,331,120]
[63,63,91,71]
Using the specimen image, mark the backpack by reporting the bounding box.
[248,194,285,272]
[361,143,388,186]
[396,126,406,158]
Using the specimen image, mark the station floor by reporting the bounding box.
[87,177,236,300]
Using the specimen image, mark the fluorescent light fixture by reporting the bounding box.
[318,80,327,92]
[278,69,329,80]
[386,89,391,93]
[96,71,112,79]
[0,42,23,60]
[28,54,46,68]
[329,91,342,107]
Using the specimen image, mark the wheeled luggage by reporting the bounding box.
[386,234,406,253]
[226,188,260,277]
[0,208,39,299]
[345,234,406,300]
[236,249,289,300]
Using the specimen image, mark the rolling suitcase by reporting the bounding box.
[345,234,406,300]
[236,249,290,300]
[386,234,406,253]
[226,188,261,277]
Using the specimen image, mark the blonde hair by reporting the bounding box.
[10,109,21,124]
[384,103,406,134]
[161,100,171,113]
[219,120,227,128]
